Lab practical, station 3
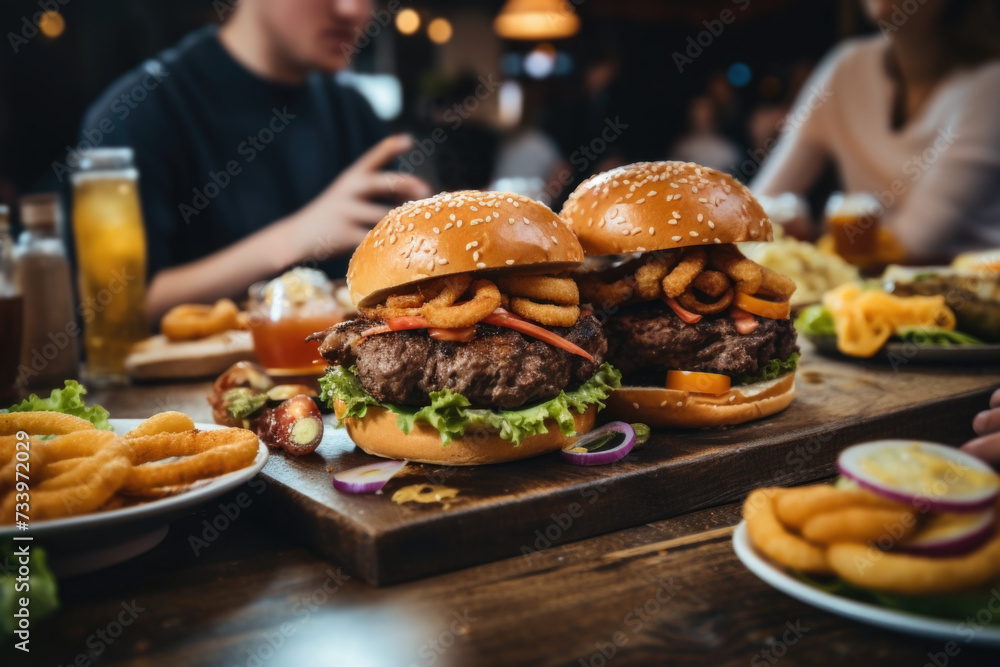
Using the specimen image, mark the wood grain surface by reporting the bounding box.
[93,341,996,585]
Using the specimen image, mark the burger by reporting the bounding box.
[559,162,798,428]
[311,191,620,465]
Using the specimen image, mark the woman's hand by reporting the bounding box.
[960,388,1000,465]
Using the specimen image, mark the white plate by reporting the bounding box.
[732,521,1000,646]
[1,419,268,575]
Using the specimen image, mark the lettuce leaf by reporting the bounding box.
[1,541,59,636]
[5,380,112,431]
[321,363,622,446]
[794,304,836,338]
[896,326,983,346]
[735,352,799,386]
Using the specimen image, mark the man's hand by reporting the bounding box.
[961,388,1000,466]
[282,134,431,263]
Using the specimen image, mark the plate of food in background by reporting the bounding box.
[795,258,1000,364]
[0,382,268,575]
[734,440,1000,646]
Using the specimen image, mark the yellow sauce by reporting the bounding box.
[391,484,460,509]
[859,444,999,498]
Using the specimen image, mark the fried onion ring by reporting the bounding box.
[422,279,501,328]
[774,485,906,531]
[578,273,635,309]
[662,249,707,298]
[760,265,798,298]
[634,256,675,300]
[498,276,580,306]
[801,507,918,545]
[125,412,196,439]
[509,298,580,327]
[677,270,734,314]
[827,528,1000,596]
[709,245,762,295]
[0,412,95,436]
[743,487,832,575]
[121,428,260,492]
[386,293,425,309]
[161,299,240,341]
[425,274,474,307]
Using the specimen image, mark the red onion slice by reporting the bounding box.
[332,460,406,493]
[838,440,1000,513]
[897,509,996,558]
[560,422,635,466]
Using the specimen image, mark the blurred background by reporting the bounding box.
[0,0,876,228]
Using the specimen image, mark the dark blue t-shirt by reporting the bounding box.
[78,25,386,280]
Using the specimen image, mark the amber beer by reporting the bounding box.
[71,148,148,384]
[825,192,881,259]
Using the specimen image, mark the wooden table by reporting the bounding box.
[6,346,1000,666]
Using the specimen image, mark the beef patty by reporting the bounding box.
[604,301,797,384]
[313,315,607,409]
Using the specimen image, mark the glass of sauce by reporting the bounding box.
[248,268,349,376]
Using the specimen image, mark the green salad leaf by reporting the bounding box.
[896,326,983,346]
[321,363,622,446]
[5,380,112,431]
[736,352,799,385]
[794,304,836,338]
[794,571,1000,625]
[0,541,59,636]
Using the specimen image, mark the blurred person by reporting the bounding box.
[669,96,741,174]
[963,387,1000,467]
[752,0,1000,261]
[78,0,430,322]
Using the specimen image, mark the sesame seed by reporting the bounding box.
[670,183,679,188]
[389,234,397,244]
[647,190,657,197]
[620,229,630,236]
[636,246,646,252]
[760,220,765,226]
[551,235,559,244]
[668,219,678,225]
[407,223,415,232]
[438,258,449,265]
[636,198,646,204]
[672,235,682,241]
[587,218,593,227]
[660,400,668,407]
[626,193,633,199]
[672,211,681,219]
[523,217,530,225]
[493,212,500,219]
[470,206,478,212]
[689,231,699,237]
[457,221,463,228]
[449,214,456,221]
[714,238,722,243]
[649,227,655,235]
[676,401,683,407]
[505,259,515,266]
[433,227,440,234]
[729,395,736,402]
[697,214,703,222]
[692,186,698,193]
[708,220,715,229]
[473,251,480,261]
[698,198,708,203]
[476,262,486,268]
[513,201,519,207]
[444,222,453,230]
[630,228,641,236]
[466,241,478,249]
[632,402,640,409]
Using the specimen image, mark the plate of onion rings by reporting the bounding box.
[0,414,268,576]
[733,521,1000,646]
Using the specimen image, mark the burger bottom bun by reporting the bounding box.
[603,374,795,428]
[332,401,597,465]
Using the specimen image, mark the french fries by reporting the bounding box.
[0,410,259,524]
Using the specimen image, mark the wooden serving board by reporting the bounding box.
[252,340,1000,586]
[125,331,256,380]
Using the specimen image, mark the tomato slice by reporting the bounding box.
[729,306,760,334]
[483,309,595,362]
[663,297,702,324]
[666,370,731,395]
[387,316,433,330]
[734,292,791,320]
[360,324,391,337]
[428,326,477,342]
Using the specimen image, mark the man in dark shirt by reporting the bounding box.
[79,0,429,321]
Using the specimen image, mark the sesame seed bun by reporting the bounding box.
[348,191,584,307]
[559,161,772,256]
[602,373,795,428]
[332,400,597,465]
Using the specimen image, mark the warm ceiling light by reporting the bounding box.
[39,10,66,39]
[494,0,580,41]
[427,18,453,44]
[395,8,420,35]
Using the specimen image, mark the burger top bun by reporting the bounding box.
[560,161,773,257]
[348,190,584,307]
